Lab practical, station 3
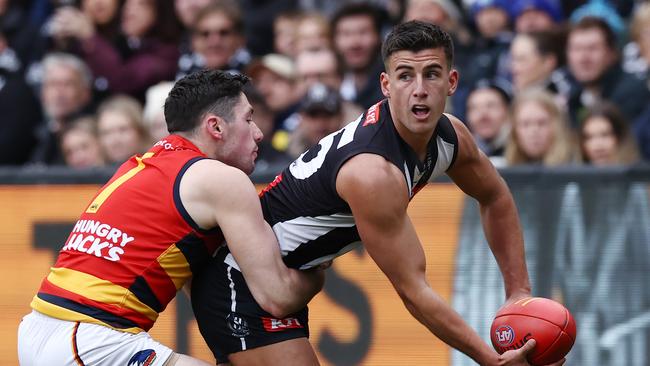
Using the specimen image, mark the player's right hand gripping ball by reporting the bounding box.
[490,297,576,365]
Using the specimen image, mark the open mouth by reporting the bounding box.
[411,105,430,119]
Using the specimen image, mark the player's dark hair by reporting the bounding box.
[164,70,249,133]
[381,20,454,69]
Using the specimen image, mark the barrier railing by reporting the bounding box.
[3,165,649,365]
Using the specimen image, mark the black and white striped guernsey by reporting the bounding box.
[250,100,458,270]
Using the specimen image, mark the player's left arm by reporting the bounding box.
[445,114,531,302]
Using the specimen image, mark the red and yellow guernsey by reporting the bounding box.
[31,135,224,333]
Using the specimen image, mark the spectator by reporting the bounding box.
[455,0,512,118]
[48,0,122,51]
[239,0,297,56]
[283,83,344,159]
[465,79,513,167]
[273,10,303,58]
[0,31,42,165]
[632,104,650,162]
[471,0,511,41]
[247,53,302,131]
[623,2,650,78]
[505,89,576,166]
[509,31,567,96]
[46,0,122,100]
[404,0,464,34]
[69,0,181,100]
[569,0,626,39]
[402,0,473,117]
[142,81,173,143]
[60,116,105,169]
[243,84,292,174]
[176,2,249,79]
[510,0,564,33]
[579,102,639,166]
[174,0,214,30]
[294,48,363,124]
[1,0,42,70]
[402,0,472,61]
[564,16,650,125]
[31,52,94,165]
[96,94,149,165]
[295,12,331,54]
[331,2,385,109]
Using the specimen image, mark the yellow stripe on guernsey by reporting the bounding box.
[30,296,143,334]
[86,152,154,213]
[158,244,192,290]
[45,267,158,321]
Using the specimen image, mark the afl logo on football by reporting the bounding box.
[494,325,515,347]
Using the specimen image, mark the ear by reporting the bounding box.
[206,115,225,140]
[380,72,390,98]
[447,69,459,96]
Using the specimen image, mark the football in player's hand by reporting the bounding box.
[490,297,576,365]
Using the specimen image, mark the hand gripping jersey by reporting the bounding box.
[31,135,224,333]
[259,100,459,270]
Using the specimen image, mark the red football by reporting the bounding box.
[490,297,576,365]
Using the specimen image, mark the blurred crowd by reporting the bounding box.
[2,0,650,171]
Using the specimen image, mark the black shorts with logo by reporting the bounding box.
[191,248,310,364]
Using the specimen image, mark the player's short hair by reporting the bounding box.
[381,20,454,69]
[164,70,249,133]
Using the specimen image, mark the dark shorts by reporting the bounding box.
[191,248,309,364]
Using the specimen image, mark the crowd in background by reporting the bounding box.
[2,0,650,172]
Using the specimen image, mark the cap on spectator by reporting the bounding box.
[470,0,510,19]
[471,78,514,103]
[570,0,625,37]
[247,54,296,80]
[299,83,342,115]
[510,0,563,22]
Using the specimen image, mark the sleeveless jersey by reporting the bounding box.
[31,135,224,333]
[258,100,459,270]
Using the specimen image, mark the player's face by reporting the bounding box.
[219,94,263,174]
[381,48,457,140]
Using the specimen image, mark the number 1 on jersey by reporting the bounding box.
[85,152,154,213]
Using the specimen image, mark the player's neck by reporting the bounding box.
[176,131,216,158]
[392,120,436,161]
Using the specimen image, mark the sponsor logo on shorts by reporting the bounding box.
[494,325,515,347]
[262,317,303,332]
[127,349,157,366]
[227,313,250,337]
